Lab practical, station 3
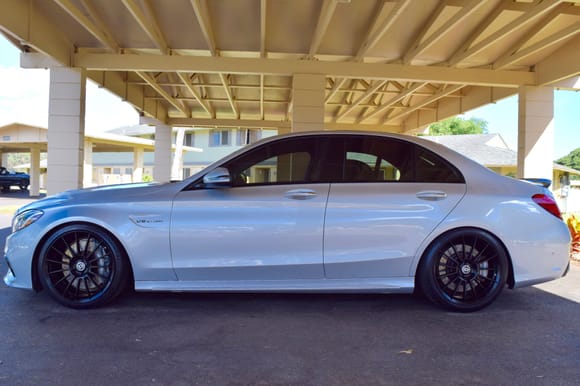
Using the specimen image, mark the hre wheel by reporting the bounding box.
[38,224,129,308]
[418,228,508,312]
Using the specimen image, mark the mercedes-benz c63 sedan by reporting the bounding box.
[4,132,571,312]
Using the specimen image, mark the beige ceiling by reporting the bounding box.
[1,0,579,133]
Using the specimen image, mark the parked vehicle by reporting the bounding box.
[3,131,571,311]
[0,167,29,192]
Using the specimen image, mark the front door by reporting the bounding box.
[171,136,330,281]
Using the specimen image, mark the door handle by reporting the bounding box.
[416,191,447,201]
[285,189,317,200]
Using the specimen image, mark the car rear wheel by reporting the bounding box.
[38,224,128,308]
[418,228,508,312]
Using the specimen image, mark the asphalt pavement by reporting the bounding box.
[1,192,579,386]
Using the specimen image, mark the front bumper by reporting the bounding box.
[3,230,36,290]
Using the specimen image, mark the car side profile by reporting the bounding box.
[3,131,571,312]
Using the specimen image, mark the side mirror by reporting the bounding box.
[203,167,231,187]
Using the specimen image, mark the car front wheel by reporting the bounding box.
[38,224,129,308]
[418,228,509,312]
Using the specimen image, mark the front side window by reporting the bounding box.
[221,137,322,187]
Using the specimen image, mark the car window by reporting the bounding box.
[222,138,320,187]
[414,147,464,183]
[323,136,464,184]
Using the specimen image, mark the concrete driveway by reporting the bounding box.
[1,194,579,386]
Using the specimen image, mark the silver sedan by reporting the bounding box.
[4,131,571,311]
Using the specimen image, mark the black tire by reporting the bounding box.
[19,181,29,191]
[418,228,508,312]
[38,224,129,308]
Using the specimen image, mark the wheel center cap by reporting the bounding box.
[460,264,472,275]
[75,261,87,272]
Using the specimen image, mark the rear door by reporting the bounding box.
[323,136,467,278]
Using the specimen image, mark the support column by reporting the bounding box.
[47,67,86,195]
[83,140,93,187]
[133,147,144,182]
[153,125,172,183]
[29,146,41,197]
[171,127,186,181]
[291,74,325,132]
[517,86,554,180]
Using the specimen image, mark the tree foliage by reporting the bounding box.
[429,116,489,136]
[556,148,580,171]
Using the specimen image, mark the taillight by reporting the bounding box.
[532,194,562,220]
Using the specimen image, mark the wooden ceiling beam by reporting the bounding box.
[54,0,119,52]
[359,82,426,123]
[384,84,464,124]
[404,0,485,64]
[122,0,169,54]
[309,0,339,57]
[449,0,564,66]
[136,71,190,117]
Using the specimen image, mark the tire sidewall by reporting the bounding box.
[419,228,508,312]
[38,224,127,309]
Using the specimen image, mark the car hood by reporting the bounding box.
[16,182,173,214]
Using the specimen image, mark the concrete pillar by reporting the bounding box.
[83,140,93,187]
[29,146,41,197]
[47,67,86,195]
[291,74,325,132]
[133,147,144,182]
[517,86,554,180]
[0,153,7,167]
[153,125,172,183]
[171,127,186,181]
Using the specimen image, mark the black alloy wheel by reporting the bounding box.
[38,224,128,308]
[418,228,508,312]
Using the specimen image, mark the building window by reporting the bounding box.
[237,129,260,146]
[210,129,231,147]
[184,133,194,147]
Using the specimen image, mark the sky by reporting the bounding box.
[0,35,578,159]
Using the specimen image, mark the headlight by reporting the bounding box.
[12,209,44,233]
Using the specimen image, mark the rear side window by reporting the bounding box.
[322,136,464,184]
[414,147,464,183]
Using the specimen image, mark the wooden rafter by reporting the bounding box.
[449,0,564,66]
[384,84,464,124]
[495,20,580,69]
[122,0,169,54]
[404,0,485,64]
[176,72,214,117]
[335,80,387,122]
[260,0,267,57]
[220,73,239,118]
[309,0,339,57]
[358,82,426,124]
[190,0,217,55]
[355,0,412,60]
[54,0,119,52]
[137,71,190,117]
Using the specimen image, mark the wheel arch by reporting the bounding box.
[31,221,135,292]
[414,226,515,291]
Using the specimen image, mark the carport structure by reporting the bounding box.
[0,123,201,196]
[1,0,579,194]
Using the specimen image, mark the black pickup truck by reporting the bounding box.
[0,167,30,192]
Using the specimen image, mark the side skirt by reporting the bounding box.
[134,277,415,293]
